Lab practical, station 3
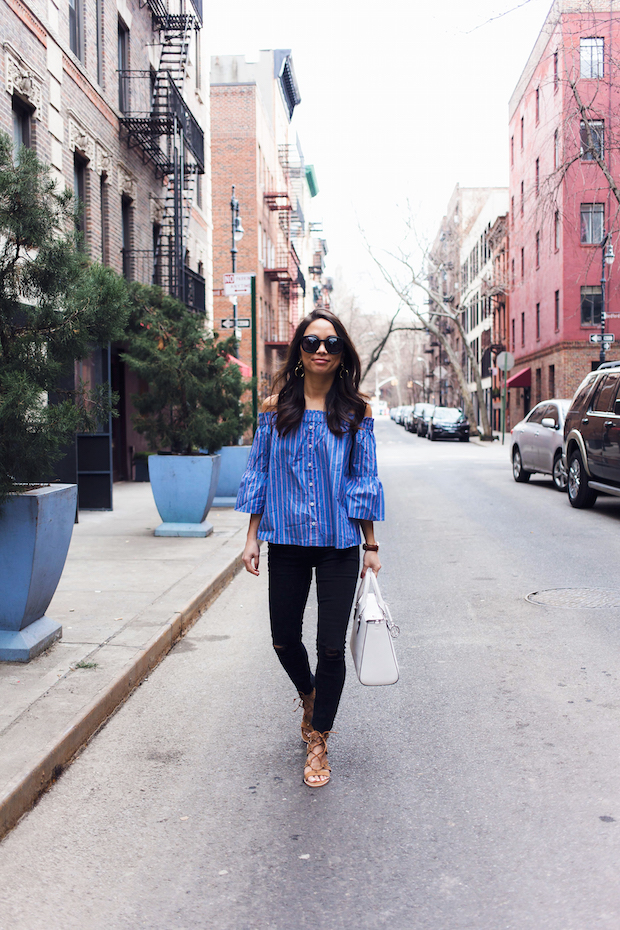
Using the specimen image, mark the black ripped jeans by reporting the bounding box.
[268,544,360,733]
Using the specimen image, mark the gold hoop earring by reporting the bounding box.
[339,363,349,379]
[295,357,305,378]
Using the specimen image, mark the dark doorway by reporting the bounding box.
[111,345,128,480]
[523,387,531,416]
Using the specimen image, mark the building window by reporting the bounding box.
[69,0,83,61]
[118,20,130,113]
[122,194,133,279]
[96,0,103,85]
[554,210,560,250]
[521,247,524,279]
[535,87,540,123]
[549,364,555,397]
[520,180,524,215]
[555,289,560,331]
[580,38,604,79]
[521,312,525,347]
[511,136,514,166]
[554,129,559,169]
[512,318,516,352]
[12,96,31,156]
[580,203,604,244]
[520,116,524,149]
[536,302,540,340]
[580,120,604,160]
[511,195,514,224]
[536,231,540,268]
[535,157,539,195]
[73,153,87,248]
[511,257,515,286]
[100,174,109,265]
[554,50,558,90]
[196,174,202,209]
[535,368,541,404]
[195,30,202,90]
[581,285,602,325]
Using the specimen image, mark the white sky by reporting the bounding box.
[209,0,554,315]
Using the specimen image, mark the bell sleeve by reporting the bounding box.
[345,418,385,521]
[235,413,273,514]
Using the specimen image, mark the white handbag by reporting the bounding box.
[350,569,400,686]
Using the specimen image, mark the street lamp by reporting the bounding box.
[230,185,244,354]
[600,231,615,365]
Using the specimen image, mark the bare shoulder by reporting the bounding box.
[364,404,373,418]
[262,395,278,413]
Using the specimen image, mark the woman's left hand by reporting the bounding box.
[361,549,381,578]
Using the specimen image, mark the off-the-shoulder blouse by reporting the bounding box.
[235,410,384,548]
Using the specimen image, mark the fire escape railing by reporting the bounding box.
[117,4,204,312]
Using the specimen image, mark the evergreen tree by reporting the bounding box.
[122,283,249,454]
[0,133,129,505]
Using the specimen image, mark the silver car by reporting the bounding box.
[510,399,572,490]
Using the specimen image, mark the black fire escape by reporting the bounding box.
[118,0,205,312]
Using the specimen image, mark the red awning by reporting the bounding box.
[226,354,252,378]
[506,366,531,389]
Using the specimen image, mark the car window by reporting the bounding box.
[591,374,620,413]
[613,379,620,416]
[527,405,546,425]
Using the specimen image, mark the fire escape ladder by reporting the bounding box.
[119,2,205,311]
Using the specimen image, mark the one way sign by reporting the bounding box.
[221,319,251,329]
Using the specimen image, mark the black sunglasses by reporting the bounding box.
[301,334,344,355]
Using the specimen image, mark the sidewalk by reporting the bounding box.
[0,483,249,840]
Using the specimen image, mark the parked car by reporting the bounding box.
[389,407,402,421]
[403,406,418,432]
[398,405,413,426]
[414,403,436,437]
[563,361,620,508]
[510,399,572,490]
[427,406,470,441]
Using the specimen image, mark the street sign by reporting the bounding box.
[602,312,620,320]
[433,366,448,379]
[221,318,251,329]
[496,351,515,371]
[589,333,615,343]
[223,273,254,296]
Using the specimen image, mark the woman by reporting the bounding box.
[236,309,384,787]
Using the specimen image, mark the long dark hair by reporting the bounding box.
[271,309,367,438]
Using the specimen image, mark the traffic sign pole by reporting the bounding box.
[251,275,258,433]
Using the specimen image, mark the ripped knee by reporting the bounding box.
[320,646,344,662]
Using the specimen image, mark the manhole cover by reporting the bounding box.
[526,588,620,609]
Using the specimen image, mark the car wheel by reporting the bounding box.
[552,451,568,491]
[567,450,598,508]
[512,447,531,483]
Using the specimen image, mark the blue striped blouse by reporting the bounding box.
[235,410,384,548]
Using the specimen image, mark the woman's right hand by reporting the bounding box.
[242,538,260,576]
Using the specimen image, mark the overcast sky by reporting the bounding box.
[209,0,554,315]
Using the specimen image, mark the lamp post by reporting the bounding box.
[230,185,244,355]
[600,231,615,365]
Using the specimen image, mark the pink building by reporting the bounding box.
[508,0,620,425]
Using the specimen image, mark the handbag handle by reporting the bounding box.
[361,569,400,638]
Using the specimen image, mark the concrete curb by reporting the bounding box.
[0,550,244,841]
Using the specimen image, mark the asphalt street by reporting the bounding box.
[2,417,620,930]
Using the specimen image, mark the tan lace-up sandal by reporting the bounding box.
[297,688,316,743]
[303,730,331,788]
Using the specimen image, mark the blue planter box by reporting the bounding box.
[0,484,77,662]
[212,446,251,507]
[148,454,221,537]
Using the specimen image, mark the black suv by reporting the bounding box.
[564,361,620,508]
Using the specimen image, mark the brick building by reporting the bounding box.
[1,0,210,505]
[210,50,320,399]
[427,185,508,425]
[507,0,620,426]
